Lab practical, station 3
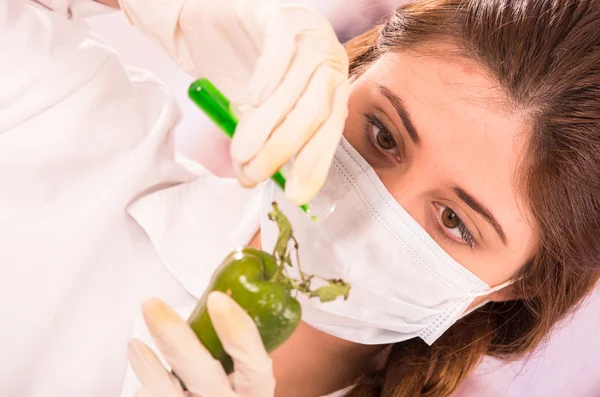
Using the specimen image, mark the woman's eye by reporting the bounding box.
[438,204,475,247]
[374,125,396,150]
[363,113,402,160]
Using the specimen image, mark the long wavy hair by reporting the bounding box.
[343,1,600,396]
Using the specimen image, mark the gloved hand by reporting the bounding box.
[128,292,275,397]
[118,0,350,205]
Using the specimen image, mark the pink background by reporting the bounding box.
[86,4,600,396]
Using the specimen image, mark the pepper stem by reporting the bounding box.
[267,202,350,303]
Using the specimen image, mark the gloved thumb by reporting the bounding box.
[207,291,276,397]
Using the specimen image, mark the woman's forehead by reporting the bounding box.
[380,50,514,112]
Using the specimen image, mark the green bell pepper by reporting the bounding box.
[187,202,350,374]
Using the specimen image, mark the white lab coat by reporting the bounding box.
[0,1,263,396]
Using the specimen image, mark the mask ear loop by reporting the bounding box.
[460,299,491,318]
[463,278,515,298]
[459,279,516,319]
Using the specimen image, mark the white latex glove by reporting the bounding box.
[128,292,275,397]
[118,0,350,205]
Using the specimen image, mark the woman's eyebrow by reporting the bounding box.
[454,186,507,245]
[378,84,420,145]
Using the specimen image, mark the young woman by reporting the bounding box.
[127,1,600,397]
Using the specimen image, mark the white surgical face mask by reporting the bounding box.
[260,136,511,346]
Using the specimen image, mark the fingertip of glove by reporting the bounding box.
[207,292,251,337]
[207,291,235,315]
[231,159,259,187]
[229,139,249,165]
[141,298,181,329]
[127,339,143,359]
[141,297,164,314]
[284,180,316,207]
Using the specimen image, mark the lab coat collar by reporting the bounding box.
[127,155,263,298]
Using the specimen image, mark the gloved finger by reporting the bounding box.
[286,79,350,205]
[232,159,258,188]
[247,3,338,104]
[141,298,236,397]
[241,65,336,184]
[207,291,276,397]
[127,339,185,396]
[231,29,345,165]
[245,20,294,106]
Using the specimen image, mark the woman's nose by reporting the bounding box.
[377,165,430,225]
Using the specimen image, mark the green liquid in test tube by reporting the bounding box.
[188,78,335,222]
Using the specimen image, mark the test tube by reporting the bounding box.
[188,78,336,222]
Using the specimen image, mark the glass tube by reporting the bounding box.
[188,78,336,222]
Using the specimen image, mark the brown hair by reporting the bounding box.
[343,1,600,396]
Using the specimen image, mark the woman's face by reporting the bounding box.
[344,50,537,296]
